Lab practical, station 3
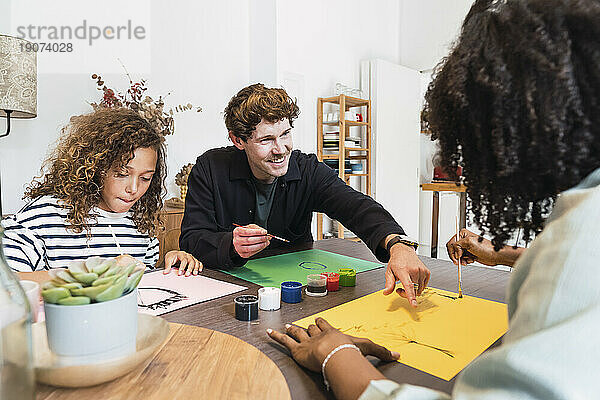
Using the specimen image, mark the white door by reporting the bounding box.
[367,59,421,238]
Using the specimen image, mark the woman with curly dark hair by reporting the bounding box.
[267,1,600,399]
[2,107,201,275]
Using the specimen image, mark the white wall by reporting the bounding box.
[274,0,401,237]
[0,0,250,213]
[399,0,474,71]
[275,0,401,154]
[0,0,404,215]
[1,0,488,262]
[148,1,250,198]
[249,0,277,86]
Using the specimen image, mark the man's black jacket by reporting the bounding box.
[179,146,405,269]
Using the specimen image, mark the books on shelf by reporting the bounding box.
[324,159,351,167]
[323,142,359,148]
[323,159,363,174]
[350,161,363,173]
[323,134,361,149]
[323,133,361,140]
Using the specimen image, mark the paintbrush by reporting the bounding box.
[232,223,290,243]
[456,216,463,298]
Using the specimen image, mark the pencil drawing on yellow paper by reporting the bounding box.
[293,287,508,380]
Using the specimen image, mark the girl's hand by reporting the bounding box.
[163,251,203,276]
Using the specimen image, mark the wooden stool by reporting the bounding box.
[421,182,467,258]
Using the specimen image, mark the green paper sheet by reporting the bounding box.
[220,249,383,287]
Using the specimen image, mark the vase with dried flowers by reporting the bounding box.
[89,69,201,137]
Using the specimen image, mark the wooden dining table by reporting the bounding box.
[34,322,291,400]
[21,238,511,400]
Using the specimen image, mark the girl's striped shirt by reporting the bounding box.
[1,196,159,272]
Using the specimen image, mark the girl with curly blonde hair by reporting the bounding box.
[2,107,201,275]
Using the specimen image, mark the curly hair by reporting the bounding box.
[424,0,600,249]
[224,83,300,141]
[25,107,167,236]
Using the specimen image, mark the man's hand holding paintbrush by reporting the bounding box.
[232,223,290,259]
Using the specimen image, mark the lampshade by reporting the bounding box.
[0,34,37,119]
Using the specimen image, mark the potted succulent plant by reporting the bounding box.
[41,255,144,364]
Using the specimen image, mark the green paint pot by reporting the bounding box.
[338,268,356,286]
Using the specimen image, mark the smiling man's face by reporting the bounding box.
[230,118,293,183]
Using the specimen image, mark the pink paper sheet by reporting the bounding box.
[137,270,246,316]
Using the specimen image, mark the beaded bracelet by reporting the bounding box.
[321,343,362,391]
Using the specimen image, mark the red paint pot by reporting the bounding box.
[321,272,340,292]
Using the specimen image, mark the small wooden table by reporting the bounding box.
[421,182,467,258]
[35,323,291,400]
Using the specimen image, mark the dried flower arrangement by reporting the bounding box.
[90,69,201,136]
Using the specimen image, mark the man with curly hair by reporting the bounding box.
[2,108,201,275]
[180,83,430,306]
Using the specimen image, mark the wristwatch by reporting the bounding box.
[386,235,419,254]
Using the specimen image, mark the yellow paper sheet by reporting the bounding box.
[293,287,508,380]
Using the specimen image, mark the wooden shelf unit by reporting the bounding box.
[316,94,371,240]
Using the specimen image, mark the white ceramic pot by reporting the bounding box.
[44,289,138,364]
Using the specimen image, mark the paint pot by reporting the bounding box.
[258,287,281,311]
[281,281,303,303]
[320,272,340,292]
[234,295,259,321]
[339,268,356,287]
[305,274,327,297]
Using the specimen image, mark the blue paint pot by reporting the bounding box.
[281,281,303,303]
